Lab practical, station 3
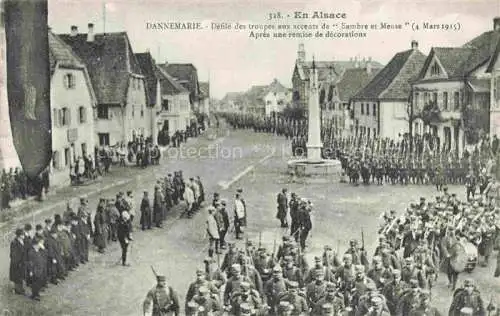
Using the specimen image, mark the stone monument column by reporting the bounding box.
[306,59,323,161]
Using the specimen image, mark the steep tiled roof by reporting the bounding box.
[266,79,288,94]
[48,32,85,75]
[418,47,474,80]
[155,65,188,95]
[135,52,158,106]
[355,49,427,100]
[58,32,143,105]
[463,29,500,73]
[336,67,381,101]
[160,63,199,100]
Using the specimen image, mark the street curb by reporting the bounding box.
[0,178,132,229]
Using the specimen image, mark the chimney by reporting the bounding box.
[70,25,78,37]
[411,40,418,50]
[494,17,500,31]
[87,23,94,42]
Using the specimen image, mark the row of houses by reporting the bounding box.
[220,79,292,116]
[1,23,210,187]
[291,17,500,156]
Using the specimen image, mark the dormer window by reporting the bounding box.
[430,61,441,76]
[64,73,75,89]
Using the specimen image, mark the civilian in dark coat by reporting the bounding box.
[78,214,90,263]
[45,229,66,284]
[140,191,152,230]
[26,237,45,300]
[196,176,205,204]
[153,186,164,228]
[93,200,107,253]
[9,228,26,294]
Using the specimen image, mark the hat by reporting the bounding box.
[35,224,43,230]
[237,188,243,193]
[156,275,166,282]
[15,228,24,237]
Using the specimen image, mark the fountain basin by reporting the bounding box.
[287,158,342,178]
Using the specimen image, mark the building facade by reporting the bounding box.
[49,32,96,186]
[352,41,427,140]
[59,24,152,147]
[264,79,291,117]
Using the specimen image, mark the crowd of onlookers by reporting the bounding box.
[1,167,49,210]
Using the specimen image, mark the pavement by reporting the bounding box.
[0,126,499,315]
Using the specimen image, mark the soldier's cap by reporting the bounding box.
[405,257,414,263]
[246,240,253,246]
[167,173,172,177]
[35,224,43,230]
[272,265,282,273]
[236,188,243,193]
[15,228,24,237]
[198,286,209,294]
[213,192,219,197]
[324,245,332,250]
[80,197,86,202]
[154,185,160,190]
[24,223,32,231]
[231,264,241,272]
[143,191,148,194]
[314,256,322,262]
[288,281,299,289]
[326,282,336,291]
[240,282,251,290]
[156,275,166,282]
[371,296,383,305]
[420,197,425,201]
[291,192,297,197]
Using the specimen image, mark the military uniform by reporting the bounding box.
[143,276,180,316]
[449,280,485,316]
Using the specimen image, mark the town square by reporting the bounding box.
[0,0,500,315]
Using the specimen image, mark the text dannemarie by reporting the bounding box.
[146,22,202,30]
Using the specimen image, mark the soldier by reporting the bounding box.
[78,210,91,264]
[241,255,264,297]
[383,269,408,315]
[440,227,461,290]
[345,239,369,267]
[217,199,230,249]
[9,228,26,295]
[203,256,226,290]
[125,191,135,233]
[298,199,312,251]
[106,199,120,242]
[227,283,263,316]
[185,270,219,311]
[190,286,221,315]
[396,279,422,316]
[305,268,327,309]
[278,281,308,315]
[185,301,203,316]
[283,255,304,288]
[221,243,240,278]
[367,255,388,289]
[465,170,477,201]
[277,188,289,228]
[143,275,180,316]
[277,301,294,316]
[366,296,391,316]
[77,197,93,236]
[264,265,288,313]
[408,290,441,316]
[224,264,253,305]
[313,282,344,315]
[140,191,152,230]
[449,279,485,316]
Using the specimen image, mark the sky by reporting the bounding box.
[47,0,500,98]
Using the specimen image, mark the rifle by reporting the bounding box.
[151,265,158,278]
[361,228,365,251]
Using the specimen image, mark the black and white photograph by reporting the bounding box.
[0,0,500,315]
